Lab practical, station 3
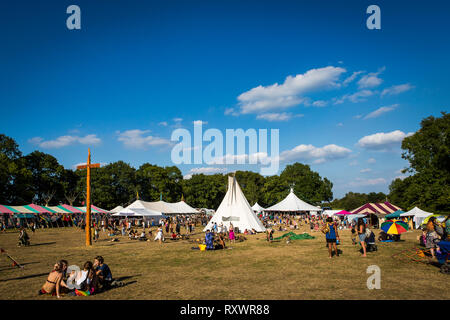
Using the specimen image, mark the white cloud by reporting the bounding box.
[117,130,171,149]
[237,66,346,114]
[343,71,363,85]
[363,104,399,119]
[337,122,344,127]
[367,158,376,164]
[312,100,328,107]
[173,118,183,122]
[381,83,414,97]
[279,144,352,163]
[357,67,385,89]
[29,134,101,148]
[349,178,387,187]
[256,112,303,122]
[334,89,374,104]
[158,121,168,127]
[224,108,239,116]
[357,130,414,150]
[360,168,372,173]
[193,120,208,125]
[349,160,359,166]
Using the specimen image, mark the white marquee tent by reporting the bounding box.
[126,199,199,215]
[204,175,266,233]
[400,207,434,228]
[251,202,265,212]
[110,206,124,214]
[265,188,321,213]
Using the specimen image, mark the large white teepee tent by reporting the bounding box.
[265,188,321,212]
[204,175,266,233]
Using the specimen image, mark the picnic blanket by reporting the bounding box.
[274,232,315,241]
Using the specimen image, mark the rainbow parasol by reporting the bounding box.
[381,219,409,235]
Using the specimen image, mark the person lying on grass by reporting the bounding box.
[38,261,69,298]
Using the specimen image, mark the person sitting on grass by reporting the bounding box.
[18,228,30,246]
[38,261,69,298]
[214,234,226,250]
[73,261,99,296]
[139,230,147,241]
[93,256,123,290]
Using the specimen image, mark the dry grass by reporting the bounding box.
[0,225,448,300]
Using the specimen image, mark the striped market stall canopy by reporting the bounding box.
[10,206,37,214]
[57,204,83,214]
[24,204,57,214]
[0,204,20,214]
[351,202,402,215]
[75,205,111,214]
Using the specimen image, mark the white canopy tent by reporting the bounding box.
[110,206,124,214]
[251,202,265,212]
[265,188,321,213]
[322,210,342,217]
[400,207,434,229]
[346,214,366,223]
[204,175,266,233]
[113,206,165,222]
[127,199,199,215]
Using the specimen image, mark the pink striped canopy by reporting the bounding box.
[0,205,18,214]
[60,204,83,214]
[27,203,55,214]
[335,210,352,215]
[91,205,111,214]
[351,202,402,215]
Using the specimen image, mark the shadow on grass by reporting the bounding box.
[0,272,48,282]
[30,242,56,247]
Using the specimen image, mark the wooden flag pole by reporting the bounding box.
[77,148,100,247]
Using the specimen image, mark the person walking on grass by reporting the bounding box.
[357,218,367,257]
[322,217,340,258]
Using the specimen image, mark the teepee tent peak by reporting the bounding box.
[204,175,266,233]
[251,202,266,212]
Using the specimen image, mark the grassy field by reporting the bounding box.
[0,225,448,300]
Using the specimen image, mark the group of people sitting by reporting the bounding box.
[39,256,122,298]
[204,230,227,250]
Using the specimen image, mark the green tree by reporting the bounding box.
[389,112,450,214]
[23,151,65,205]
[181,174,227,209]
[77,161,136,209]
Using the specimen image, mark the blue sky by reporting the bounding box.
[1,0,449,198]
